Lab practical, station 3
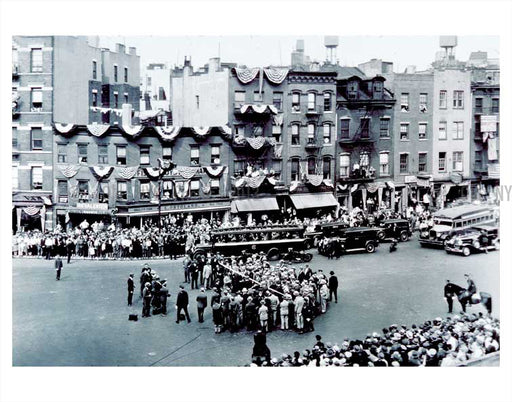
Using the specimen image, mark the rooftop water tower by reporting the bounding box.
[439,35,457,61]
[325,36,339,64]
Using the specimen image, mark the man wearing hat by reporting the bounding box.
[127,273,135,306]
[175,285,191,323]
[196,288,208,323]
[159,280,169,316]
[328,271,339,304]
[142,282,152,318]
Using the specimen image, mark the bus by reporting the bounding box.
[192,224,310,260]
[419,204,497,248]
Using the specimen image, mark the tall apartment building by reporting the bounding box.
[12,37,55,232]
[470,56,500,200]
[12,36,141,232]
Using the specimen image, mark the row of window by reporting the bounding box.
[56,144,220,166]
[401,90,465,111]
[91,91,129,108]
[474,98,500,114]
[92,60,128,83]
[234,91,333,113]
[55,178,220,203]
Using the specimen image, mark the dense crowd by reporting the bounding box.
[250,313,500,367]
[181,251,337,333]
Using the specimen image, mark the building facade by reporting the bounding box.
[12,36,55,232]
[140,63,172,125]
[470,63,500,200]
[335,72,396,213]
[12,36,141,233]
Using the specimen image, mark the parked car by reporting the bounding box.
[377,218,412,242]
[445,225,500,256]
[338,227,381,254]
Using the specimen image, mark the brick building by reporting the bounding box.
[52,121,233,228]
[12,36,141,232]
[470,59,500,200]
[334,69,396,213]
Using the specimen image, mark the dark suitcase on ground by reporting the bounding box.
[129,314,138,321]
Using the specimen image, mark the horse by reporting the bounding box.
[451,283,493,315]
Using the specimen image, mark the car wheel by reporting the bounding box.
[266,247,280,261]
[400,231,409,242]
[462,247,471,257]
[366,242,376,253]
[473,241,480,249]
[303,253,313,262]
[377,231,386,241]
[193,250,206,260]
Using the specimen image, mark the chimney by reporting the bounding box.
[184,56,192,76]
[405,65,416,74]
[129,47,137,56]
[116,43,126,54]
[122,104,133,126]
[209,57,220,74]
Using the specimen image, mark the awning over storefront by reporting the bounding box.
[231,197,279,213]
[289,193,338,210]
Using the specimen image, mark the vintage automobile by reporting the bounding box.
[192,225,309,261]
[304,221,349,249]
[377,218,412,242]
[419,204,497,248]
[445,224,500,256]
[334,227,381,254]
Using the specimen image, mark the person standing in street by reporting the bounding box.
[328,271,339,303]
[159,280,169,316]
[127,273,134,306]
[183,254,191,283]
[258,300,269,332]
[444,280,456,313]
[176,285,191,323]
[66,237,74,264]
[196,287,208,323]
[55,254,63,280]
[142,283,152,318]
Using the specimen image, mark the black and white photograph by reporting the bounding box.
[1,1,512,402]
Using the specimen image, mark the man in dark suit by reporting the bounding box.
[176,285,191,323]
[196,287,208,323]
[127,273,134,306]
[328,271,339,303]
[55,254,63,280]
[444,280,457,313]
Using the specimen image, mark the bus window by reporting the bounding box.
[455,221,462,228]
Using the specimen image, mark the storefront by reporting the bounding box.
[230,196,280,225]
[288,192,338,218]
[55,203,112,230]
[12,193,53,233]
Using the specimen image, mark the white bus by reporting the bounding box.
[419,204,497,248]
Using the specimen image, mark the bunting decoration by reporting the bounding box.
[267,137,277,147]
[338,184,348,191]
[174,180,190,199]
[89,166,114,180]
[290,181,299,193]
[267,177,277,186]
[192,126,211,137]
[204,166,226,178]
[234,67,260,84]
[122,124,144,137]
[69,184,79,197]
[59,165,81,178]
[323,179,334,188]
[306,174,324,187]
[219,125,233,138]
[175,166,200,180]
[150,181,160,197]
[23,206,41,216]
[272,113,284,126]
[54,123,76,134]
[240,104,278,115]
[200,179,211,195]
[246,136,267,150]
[233,135,247,146]
[154,126,181,142]
[143,167,162,180]
[42,196,53,206]
[350,184,360,193]
[90,181,100,199]
[366,182,381,193]
[245,175,266,189]
[264,68,289,84]
[87,123,110,137]
[116,166,139,180]
[274,144,283,158]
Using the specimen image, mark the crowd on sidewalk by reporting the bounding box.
[250,313,500,367]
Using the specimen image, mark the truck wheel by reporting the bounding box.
[462,247,471,257]
[267,248,280,261]
[366,242,376,253]
[303,253,313,262]
[400,231,409,242]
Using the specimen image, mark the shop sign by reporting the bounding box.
[128,201,230,213]
[75,202,109,211]
[404,175,417,184]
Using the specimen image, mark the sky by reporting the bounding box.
[98,35,500,73]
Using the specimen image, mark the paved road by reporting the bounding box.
[12,236,499,366]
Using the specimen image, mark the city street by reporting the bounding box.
[12,235,499,366]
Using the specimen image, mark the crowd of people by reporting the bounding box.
[250,313,500,367]
[183,251,338,334]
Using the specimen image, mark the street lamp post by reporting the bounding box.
[156,158,175,230]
